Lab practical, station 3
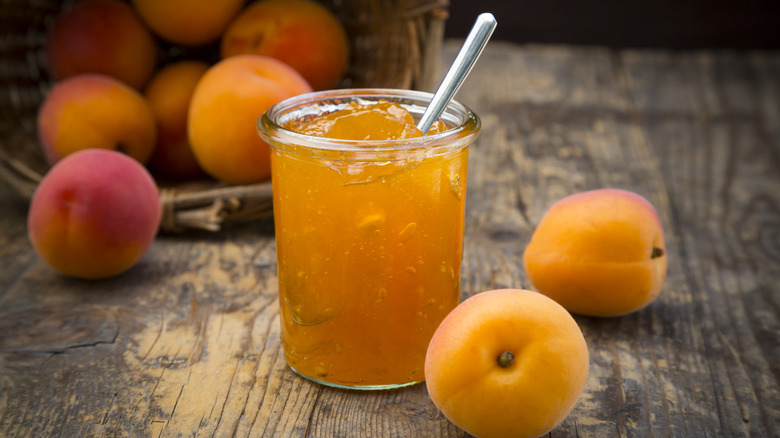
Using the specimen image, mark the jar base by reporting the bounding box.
[288,365,422,391]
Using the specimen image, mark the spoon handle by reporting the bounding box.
[417,12,497,134]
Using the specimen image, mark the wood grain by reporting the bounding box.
[1,41,778,437]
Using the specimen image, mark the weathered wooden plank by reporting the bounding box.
[452,42,697,437]
[621,49,780,437]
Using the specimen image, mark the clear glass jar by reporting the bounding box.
[258,88,481,389]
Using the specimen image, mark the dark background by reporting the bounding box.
[444,0,780,50]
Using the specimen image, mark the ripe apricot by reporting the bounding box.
[37,74,157,165]
[46,0,157,89]
[132,0,245,46]
[27,149,161,279]
[221,0,349,91]
[425,289,589,438]
[188,55,312,184]
[144,61,209,179]
[523,188,667,317]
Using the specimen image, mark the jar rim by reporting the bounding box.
[257,88,481,153]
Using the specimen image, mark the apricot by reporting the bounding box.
[144,61,209,179]
[27,149,161,279]
[188,55,312,184]
[425,289,589,438]
[523,188,667,317]
[221,0,349,91]
[46,0,157,90]
[131,0,245,46]
[37,74,157,166]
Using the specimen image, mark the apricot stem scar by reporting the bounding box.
[651,247,665,258]
[497,351,514,368]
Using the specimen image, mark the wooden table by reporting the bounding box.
[1,40,779,437]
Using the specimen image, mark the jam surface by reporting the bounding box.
[290,100,447,140]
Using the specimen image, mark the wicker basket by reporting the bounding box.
[0,0,449,232]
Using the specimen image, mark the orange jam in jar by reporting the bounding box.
[259,89,480,389]
[288,100,447,139]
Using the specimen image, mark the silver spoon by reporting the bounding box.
[417,12,497,134]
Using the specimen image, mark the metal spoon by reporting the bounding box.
[417,12,497,134]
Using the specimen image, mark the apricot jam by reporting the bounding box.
[259,90,480,389]
[288,100,447,140]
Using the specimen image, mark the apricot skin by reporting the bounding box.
[46,0,157,90]
[144,61,209,179]
[37,74,157,166]
[523,188,668,317]
[221,0,349,91]
[27,149,161,280]
[188,55,312,184]
[425,289,589,438]
[132,0,245,46]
